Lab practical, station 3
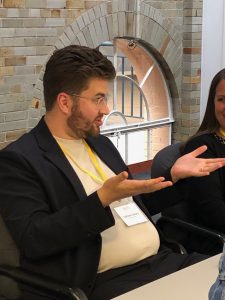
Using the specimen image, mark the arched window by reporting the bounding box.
[99,38,174,164]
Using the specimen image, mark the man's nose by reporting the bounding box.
[100,101,110,115]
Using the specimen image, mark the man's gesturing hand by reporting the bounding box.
[97,171,173,207]
[171,145,225,183]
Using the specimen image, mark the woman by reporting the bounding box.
[182,68,225,236]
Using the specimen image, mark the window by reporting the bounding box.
[99,38,174,164]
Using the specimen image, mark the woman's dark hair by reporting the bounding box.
[180,68,225,151]
[196,68,225,135]
[43,45,116,111]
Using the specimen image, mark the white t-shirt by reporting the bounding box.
[55,137,160,273]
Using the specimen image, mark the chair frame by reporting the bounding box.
[0,264,87,300]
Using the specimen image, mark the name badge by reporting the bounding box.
[114,202,148,226]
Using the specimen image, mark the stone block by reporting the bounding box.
[66,0,84,9]
[88,23,99,47]
[0,66,14,76]
[184,9,198,17]
[5,55,27,66]
[6,129,26,141]
[46,0,65,8]
[45,18,65,27]
[54,39,65,49]
[106,14,113,41]
[15,65,35,75]
[0,8,7,17]
[37,28,58,37]
[87,8,95,23]
[28,118,39,128]
[82,27,93,48]
[184,1,203,9]
[23,18,45,27]
[40,9,51,18]
[100,2,107,16]
[4,120,27,131]
[28,108,41,119]
[184,16,202,25]
[60,32,71,46]
[0,131,5,142]
[71,36,80,46]
[25,0,46,8]
[94,4,101,18]
[44,37,57,46]
[183,48,201,55]
[183,75,200,84]
[26,55,46,65]
[0,28,15,37]
[5,111,27,122]
[118,11,126,36]
[77,31,87,46]
[93,19,103,43]
[10,84,21,93]
[65,26,75,41]
[183,24,202,33]
[76,15,85,29]
[29,8,41,17]
[4,0,25,8]
[31,98,42,109]
[100,16,109,42]
[51,9,61,18]
[0,47,14,57]
[112,13,119,37]
[2,18,23,28]
[82,11,91,25]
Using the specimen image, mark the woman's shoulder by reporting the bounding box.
[188,133,214,144]
[183,133,215,153]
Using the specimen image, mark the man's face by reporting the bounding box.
[67,78,110,139]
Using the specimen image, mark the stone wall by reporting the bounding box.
[0,0,105,148]
[0,0,203,148]
[146,0,203,142]
[180,0,202,141]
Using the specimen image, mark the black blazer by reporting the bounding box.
[0,117,177,296]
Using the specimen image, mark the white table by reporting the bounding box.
[113,254,221,300]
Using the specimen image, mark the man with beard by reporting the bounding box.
[0,45,225,300]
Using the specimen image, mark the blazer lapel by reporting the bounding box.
[85,136,127,175]
[33,118,87,201]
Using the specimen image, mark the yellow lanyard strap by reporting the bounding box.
[58,140,107,184]
[83,140,108,181]
[219,128,225,138]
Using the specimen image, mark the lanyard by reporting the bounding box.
[58,140,107,184]
[219,128,225,138]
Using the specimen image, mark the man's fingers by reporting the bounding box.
[113,171,129,183]
[201,163,225,174]
[143,177,173,192]
[205,158,225,164]
[149,176,166,184]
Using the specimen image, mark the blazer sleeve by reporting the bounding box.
[0,150,115,260]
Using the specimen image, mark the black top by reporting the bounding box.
[183,133,225,232]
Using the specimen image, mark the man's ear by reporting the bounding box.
[56,92,72,115]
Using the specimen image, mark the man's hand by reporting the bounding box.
[171,145,225,183]
[97,171,173,207]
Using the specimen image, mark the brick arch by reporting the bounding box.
[28,0,181,129]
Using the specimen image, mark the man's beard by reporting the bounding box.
[67,103,101,139]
